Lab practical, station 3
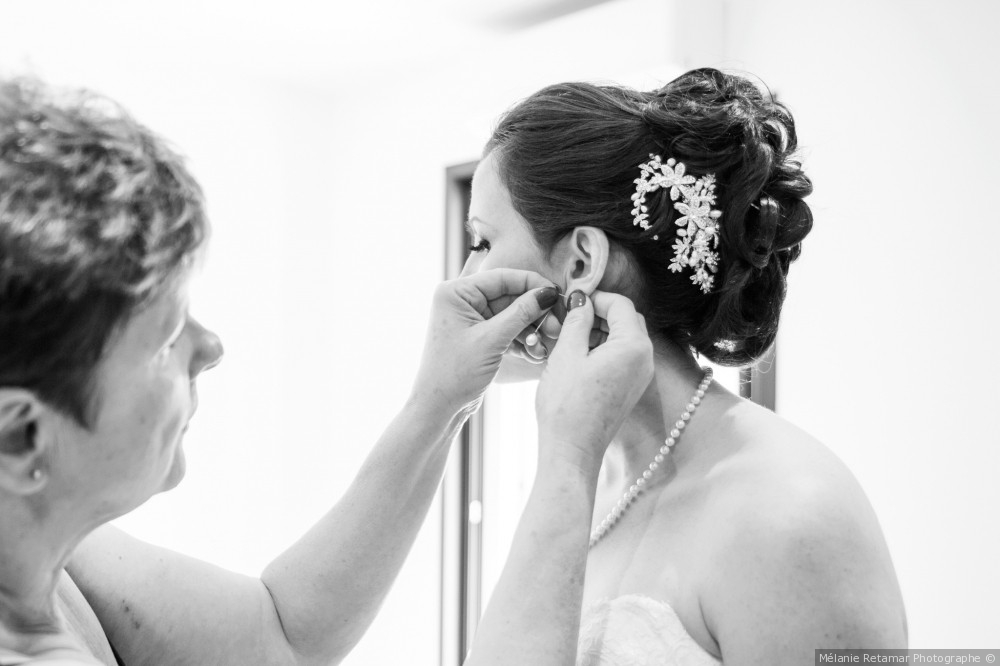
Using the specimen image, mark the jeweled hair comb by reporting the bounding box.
[630,154,722,293]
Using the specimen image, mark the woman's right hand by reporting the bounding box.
[535,290,654,470]
[466,290,652,666]
[410,268,558,417]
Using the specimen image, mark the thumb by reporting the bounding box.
[552,290,594,357]
[484,286,558,345]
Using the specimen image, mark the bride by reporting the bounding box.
[463,68,907,664]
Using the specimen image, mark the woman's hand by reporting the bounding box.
[467,290,652,666]
[535,290,654,469]
[411,268,559,415]
[510,294,609,362]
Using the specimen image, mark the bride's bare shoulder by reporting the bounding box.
[702,399,886,562]
[715,399,852,482]
[693,400,908,655]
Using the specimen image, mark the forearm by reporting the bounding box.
[261,395,468,664]
[68,397,476,666]
[465,449,601,666]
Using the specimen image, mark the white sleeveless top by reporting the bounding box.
[578,595,723,666]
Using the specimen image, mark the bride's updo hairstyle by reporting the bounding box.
[485,68,813,365]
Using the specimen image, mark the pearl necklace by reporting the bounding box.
[589,368,713,549]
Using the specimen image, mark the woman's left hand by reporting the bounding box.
[411,268,558,415]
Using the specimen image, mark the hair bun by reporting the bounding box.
[749,196,779,268]
[644,68,815,365]
[484,69,813,367]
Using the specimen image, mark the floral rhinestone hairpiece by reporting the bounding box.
[630,154,723,294]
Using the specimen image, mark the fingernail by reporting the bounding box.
[567,290,586,311]
[552,297,567,324]
[535,286,558,309]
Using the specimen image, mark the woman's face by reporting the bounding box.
[463,154,557,277]
[48,271,224,522]
[463,153,566,377]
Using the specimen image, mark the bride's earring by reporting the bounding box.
[525,312,551,348]
[525,288,565,349]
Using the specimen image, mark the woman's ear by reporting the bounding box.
[0,389,49,494]
[559,227,610,296]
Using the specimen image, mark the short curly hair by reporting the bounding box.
[0,78,208,426]
[486,68,813,366]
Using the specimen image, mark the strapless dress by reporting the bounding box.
[578,594,723,666]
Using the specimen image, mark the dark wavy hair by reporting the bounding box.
[485,68,813,365]
[0,78,208,426]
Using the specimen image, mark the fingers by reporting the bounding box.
[553,290,595,357]
[486,286,559,345]
[539,298,606,342]
[589,327,608,349]
[550,296,568,325]
[523,312,553,359]
[515,324,550,360]
[456,268,555,317]
[539,313,562,340]
[589,290,645,342]
[510,336,548,363]
[543,316,605,349]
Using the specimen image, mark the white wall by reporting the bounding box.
[292,4,682,661]
[2,1,684,664]
[716,0,1000,647]
[3,0,996,659]
[454,0,1000,649]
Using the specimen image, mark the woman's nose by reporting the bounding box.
[188,318,224,376]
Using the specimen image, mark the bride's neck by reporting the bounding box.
[600,340,710,489]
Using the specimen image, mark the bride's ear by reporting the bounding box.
[559,227,610,296]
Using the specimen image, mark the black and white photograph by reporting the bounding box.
[0,1,997,664]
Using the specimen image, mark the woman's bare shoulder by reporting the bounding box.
[705,398,862,501]
[694,401,908,654]
[701,400,889,557]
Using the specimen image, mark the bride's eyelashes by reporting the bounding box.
[469,239,491,253]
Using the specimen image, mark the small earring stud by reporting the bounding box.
[30,469,42,481]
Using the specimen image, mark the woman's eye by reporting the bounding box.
[469,239,491,253]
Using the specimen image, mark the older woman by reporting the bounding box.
[0,78,652,665]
